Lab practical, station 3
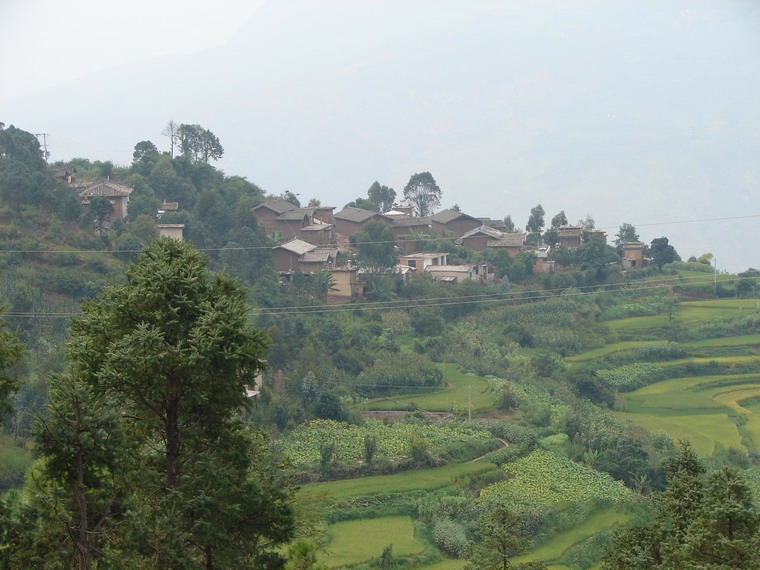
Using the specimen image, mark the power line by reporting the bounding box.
[0,271,743,320]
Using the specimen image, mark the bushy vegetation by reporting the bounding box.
[4,122,760,567]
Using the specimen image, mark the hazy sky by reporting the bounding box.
[0,0,266,101]
[2,1,759,272]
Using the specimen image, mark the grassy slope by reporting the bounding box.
[365,363,494,414]
[322,516,424,568]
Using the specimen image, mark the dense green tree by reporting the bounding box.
[0,125,57,209]
[465,504,547,570]
[550,210,567,228]
[0,315,24,416]
[603,442,760,569]
[503,215,516,232]
[353,220,397,268]
[345,197,377,211]
[178,123,224,163]
[525,204,545,234]
[403,172,441,217]
[31,372,130,569]
[132,141,159,163]
[614,223,639,247]
[649,236,680,270]
[39,239,294,567]
[88,195,113,235]
[573,240,620,281]
[367,181,396,212]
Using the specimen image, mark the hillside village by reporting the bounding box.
[5,123,760,569]
[60,159,666,304]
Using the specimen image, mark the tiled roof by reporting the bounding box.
[300,248,337,263]
[430,209,477,224]
[392,217,431,228]
[487,232,527,247]
[78,181,133,198]
[254,199,299,214]
[277,208,312,221]
[275,238,315,255]
[459,225,504,240]
[335,206,385,223]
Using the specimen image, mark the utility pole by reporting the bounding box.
[714,257,717,294]
[35,133,50,162]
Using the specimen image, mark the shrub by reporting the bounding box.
[432,517,469,557]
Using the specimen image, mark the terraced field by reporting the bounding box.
[583,298,760,456]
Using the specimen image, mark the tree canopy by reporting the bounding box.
[7,239,295,568]
[403,172,441,217]
[649,236,680,270]
[603,442,760,569]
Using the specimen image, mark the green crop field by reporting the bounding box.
[566,341,668,362]
[364,364,495,414]
[512,506,629,568]
[321,516,424,568]
[682,334,760,348]
[618,373,760,455]
[302,460,498,500]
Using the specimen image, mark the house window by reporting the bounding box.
[408,260,417,268]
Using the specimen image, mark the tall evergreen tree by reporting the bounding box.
[17,239,294,568]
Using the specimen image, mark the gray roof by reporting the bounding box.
[300,248,338,263]
[430,209,478,224]
[459,225,504,240]
[392,217,431,228]
[275,238,315,255]
[254,199,299,215]
[487,232,527,248]
[277,208,313,221]
[78,181,133,198]
[335,206,388,223]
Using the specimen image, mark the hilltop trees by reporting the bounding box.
[614,223,639,247]
[649,236,680,270]
[403,172,441,217]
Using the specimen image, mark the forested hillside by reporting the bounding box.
[2,122,760,568]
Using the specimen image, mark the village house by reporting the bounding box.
[333,206,393,237]
[557,225,584,249]
[456,225,505,251]
[253,199,335,245]
[391,217,432,251]
[426,263,494,284]
[329,267,359,298]
[485,232,527,256]
[397,252,448,271]
[157,224,184,241]
[78,180,134,219]
[429,209,481,237]
[622,242,647,269]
